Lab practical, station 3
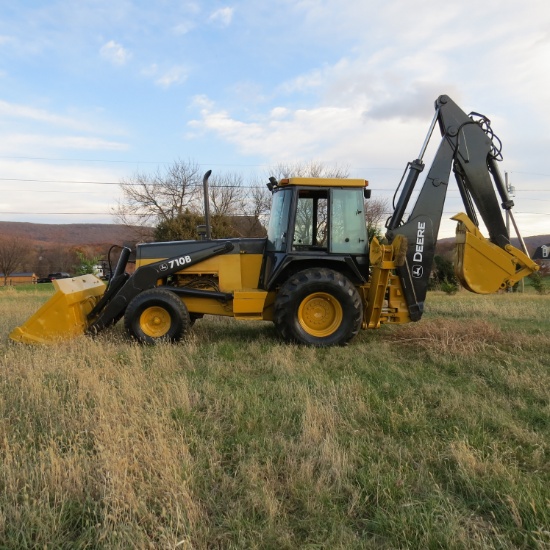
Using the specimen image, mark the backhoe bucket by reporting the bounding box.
[10,275,106,344]
[452,213,539,294]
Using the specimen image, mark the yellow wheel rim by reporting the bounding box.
[298,292,343,337]
[139,306,171,338]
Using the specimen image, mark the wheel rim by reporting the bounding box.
[298,292,343,337]
[139,306,172,338]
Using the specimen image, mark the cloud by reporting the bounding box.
[365,83,460,122]
[100,40,131,66]
[190,95,215,110]
[186,0,550,169]
[273,54,450,124]
[142,64,188,88]
[0,100,129,159]
[0,133,128,156]
[0,100,87,130]
[187,96,416,167]
[208,7,234,27]
[156,66,188,88]
[173,21,196,35]
[0,100,128,138]
[43,135,129,151]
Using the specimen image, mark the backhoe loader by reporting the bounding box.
[10,95,539,347]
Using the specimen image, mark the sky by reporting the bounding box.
[0,0,549,239]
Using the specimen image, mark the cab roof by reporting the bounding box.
[278,177,368,188]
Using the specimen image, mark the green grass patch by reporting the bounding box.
[0,283,55,293]
[0,289,548,548]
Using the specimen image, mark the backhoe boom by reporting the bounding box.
[385,95,538,319]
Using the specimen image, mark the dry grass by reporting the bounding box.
[387,318,507,356]
[0,288,549,548]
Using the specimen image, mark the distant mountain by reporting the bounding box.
[1,220,547,256]
[0,221,153,246]
[512,235,550,252]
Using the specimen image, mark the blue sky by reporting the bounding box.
[0,0,549,238]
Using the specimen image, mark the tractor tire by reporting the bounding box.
[124,289,190,344]
[273,268,362,347]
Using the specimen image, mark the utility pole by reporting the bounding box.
[505,172,521,292]
[505,172,515,236]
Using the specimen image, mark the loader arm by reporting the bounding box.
[88,240,234,334]
[9,240,234,344]
[385,95,538,321]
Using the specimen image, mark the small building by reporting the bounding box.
[0,272,38,285]
[533,244,550,265]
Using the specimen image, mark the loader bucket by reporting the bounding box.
[452,213,539,294]
[9,275,106,344]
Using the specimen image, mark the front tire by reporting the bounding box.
[124,289,190,344]
[273,268,362,347]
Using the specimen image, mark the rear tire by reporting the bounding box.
[124,289,190,344]
[273,268,362,347]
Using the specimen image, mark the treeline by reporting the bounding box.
[0,236,116,282]
[0,159,391,281]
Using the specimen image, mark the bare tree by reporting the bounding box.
[208,173,271,238]
[365,197,390,240]
[0,236,32,285]
[113,159,204,240]
[33,245,79,276]
[208,172,245,216]
[113,160,256,240]
[268,160,350,180]
[241,183,272,235]
[114,160,361,242]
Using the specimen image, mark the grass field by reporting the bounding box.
[0,285,549,549]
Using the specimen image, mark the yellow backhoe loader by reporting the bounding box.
[10,95,539,347]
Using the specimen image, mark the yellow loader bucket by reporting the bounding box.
[10,275,106,344]
[452,213,539,294]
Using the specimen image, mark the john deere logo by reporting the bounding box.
[412,265,423,278]
[159,263,168,272]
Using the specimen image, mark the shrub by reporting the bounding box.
[440,279,458,295]
[530,272,548,295]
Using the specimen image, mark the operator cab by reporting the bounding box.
[267,177,369,254]
[263,177,371,288]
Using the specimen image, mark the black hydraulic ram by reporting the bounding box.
[88,240,234,334]
[386,95,514,321]
[87,246,132,322]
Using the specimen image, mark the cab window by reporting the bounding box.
[329,188,368,254]
[293,190,328,250]
[266,189,292,252]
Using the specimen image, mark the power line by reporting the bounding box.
[508,171,550,178]
[2,210,548,217]
[0,155,272,168]
[0,155,171,164]
[0,177,268,189]
[1,177,549,195]
[0,177,121,185]
[4,189,95,194]
[2,153,550,177]
[0,211,112,215]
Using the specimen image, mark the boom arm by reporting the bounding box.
[385,95,538,320]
